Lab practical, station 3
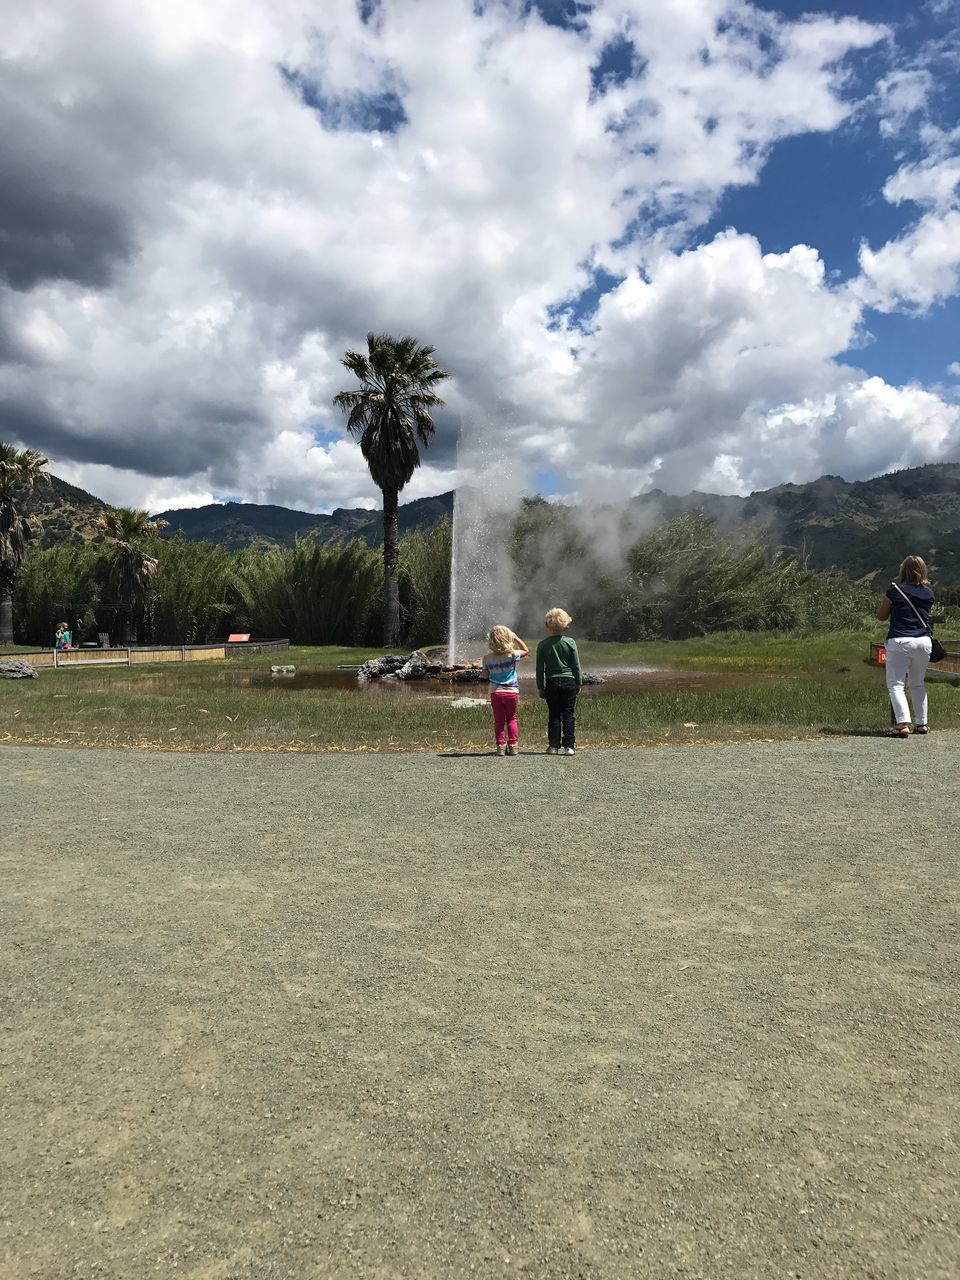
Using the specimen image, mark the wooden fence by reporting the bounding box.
[3,639,289,669]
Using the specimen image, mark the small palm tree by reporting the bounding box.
[0,442,51,645]
[97,507,167,643]
[334,333,449,645]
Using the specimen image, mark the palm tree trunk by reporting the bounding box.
[0,589,12,646]
[382,484,400,646]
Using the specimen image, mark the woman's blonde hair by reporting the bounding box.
[544,607,572,633]
[487,624,515,654]
[899,556,930,587]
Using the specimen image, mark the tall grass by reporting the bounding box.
[232,539,384,645]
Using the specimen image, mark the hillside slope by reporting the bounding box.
[19,476,111,547]
[155,492,455,550]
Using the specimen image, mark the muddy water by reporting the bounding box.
[232,668,777,696]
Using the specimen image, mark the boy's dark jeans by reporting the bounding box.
[545,677,578,749]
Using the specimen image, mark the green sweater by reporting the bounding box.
[536,634,582,688]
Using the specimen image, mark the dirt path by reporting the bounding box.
[2,739,958,1279]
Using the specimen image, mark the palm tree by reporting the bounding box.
[97,507,166,643]
[334,333,449,645]
[0,442,51,645]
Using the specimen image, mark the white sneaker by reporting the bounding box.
[562,747,575,756]
[505,744,518,756]
[546,746,559,755]
[495,745,505,755]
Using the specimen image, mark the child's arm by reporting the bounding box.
[512,632,529,657]
[535,640,545,694]
[569,638,582,689]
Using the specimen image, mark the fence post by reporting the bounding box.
[127,648,132,667]
[54,647,58,669]
[181,645,186,663]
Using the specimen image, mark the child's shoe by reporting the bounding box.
[505,744,518,756]
[546,746,559,754]
[495,745,505,755]
[562,747,575,756]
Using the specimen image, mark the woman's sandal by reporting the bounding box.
[915,725,929,735]
[894,724,911,738]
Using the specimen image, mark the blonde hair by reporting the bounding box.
[899,556,930,587]
[544,608,572,633]
[487,625,515,655]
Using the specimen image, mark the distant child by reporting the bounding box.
[536,608,581,755]
[482,626,529,756]
[55,622,72,651]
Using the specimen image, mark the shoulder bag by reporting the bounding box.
[891,583,947,663]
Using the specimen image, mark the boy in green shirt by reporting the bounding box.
[535,607,582,755]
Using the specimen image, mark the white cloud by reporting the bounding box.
[854,119,960,315]
[553,230,960,498]
[876,69,933,138]
[3,0,956,522]
[855,208,960,313]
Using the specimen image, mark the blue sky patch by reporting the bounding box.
[280,66,407,134]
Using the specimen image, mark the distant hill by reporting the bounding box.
[155,491,455,550]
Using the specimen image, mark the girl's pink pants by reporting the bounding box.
[490,689,519,746]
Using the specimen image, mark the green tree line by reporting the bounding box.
[12,522,454,649]
[13,505,881,649]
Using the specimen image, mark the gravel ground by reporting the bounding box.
[2,738,958,1280]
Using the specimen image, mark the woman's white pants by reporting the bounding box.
[885,636,932,726]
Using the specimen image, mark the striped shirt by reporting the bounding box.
[483,650,521,691]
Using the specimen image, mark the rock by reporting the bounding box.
[357,654,407,680]
[270,665,296,676]
[581,672,605,684]
[447,666,487,683]
[0,660,38,679]
[396,650,430,681]
[420,645,450,665]
[450,697,488,709]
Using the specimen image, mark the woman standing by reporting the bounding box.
[875,556,935,738]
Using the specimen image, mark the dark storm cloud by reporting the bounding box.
[0,166,135,291]
[0,390,267,478]
[0,78,137,291]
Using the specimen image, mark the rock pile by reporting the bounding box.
[357,650,486,683]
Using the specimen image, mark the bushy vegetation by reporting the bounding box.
[12,522,453,649]
[510,503,875,641]
[11,501,886,649]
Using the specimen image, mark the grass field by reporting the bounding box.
[2,630,958,751]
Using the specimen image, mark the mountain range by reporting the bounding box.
[154,492,455,550]
[18,462,960,586]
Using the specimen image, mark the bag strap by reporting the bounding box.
[891,582,932,635]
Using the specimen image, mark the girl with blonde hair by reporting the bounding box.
[875,555,935,737]
[482,625,528,755]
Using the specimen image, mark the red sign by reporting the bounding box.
[227,633,251,643]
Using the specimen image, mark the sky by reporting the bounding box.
[1,0,959,514]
